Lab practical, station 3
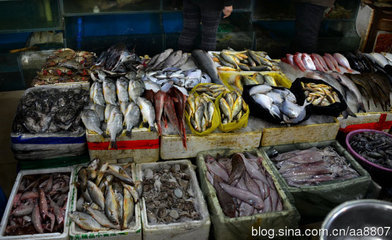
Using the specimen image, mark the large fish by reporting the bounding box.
[92,82,106,106]
[161,50,183,69]
[337,74,366,112]
[124,102,141,137]
[82,109,104,135]
[149,48,173,70]
[192,50,222,84]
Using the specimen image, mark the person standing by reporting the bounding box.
[178,0,233,52]
[292,0,336,53]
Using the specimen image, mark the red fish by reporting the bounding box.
[294,53,307,71]
[154,91,167,136]
[170,87,187,149]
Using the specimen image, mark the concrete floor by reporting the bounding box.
[0,90,24,198]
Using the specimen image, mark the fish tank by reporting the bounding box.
[0,0,61,32]
[62,0,161,15]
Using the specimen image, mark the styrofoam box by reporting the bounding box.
[0,167,75,240]
[68,164,142,240]
[136,160,211,240]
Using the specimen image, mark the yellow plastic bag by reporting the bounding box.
[218,71,292,93]
[215,92,250,132]
[185,93,221,136]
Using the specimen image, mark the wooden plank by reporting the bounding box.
[160,131,262,160]
[86,128,159,163]
[261,119,339,146]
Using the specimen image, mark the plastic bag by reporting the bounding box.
[215,92,250,132]
[290,78,347,117]
[185,92,221,136]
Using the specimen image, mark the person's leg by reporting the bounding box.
[292,3,327,53]
[178,0,201,52]
[200,8,221,51]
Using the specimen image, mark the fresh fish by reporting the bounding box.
[144,80,161,93]
[105,184,120,225]
[333,53,352,71]
[253,94,279,118]
[69,211,109,231]
[264,75,278,86]
[86,206,121,229]
[48,196,65,225]
[228,154,245,184]
[87,180,105,210]
[323,55,336,72]
[114,190,124,225]
[92,82,106,106]
[311,53,328,72]
[337,74,365,112]
[172,53,189,68]
[161,50,183,69]
[120,102,130,115]
[150,48,173,70]
[324,53,341,72]
[294,53,307,71]
[124,102,141,137]
[128,79,144,101]
[136,97,156,131]
[192,50,222,84]
[302,53,316,70]
[103,79,117,105]
[116,77,129,103]
[39,189,49,219]
[219,98,232,122]
[106,110,123,149]
[232,96,243,119]
[221,51,239,69]
[281,100,303,119]
[104,104,115,122]
[123,187,135,229]
[82,109,104,135]
[369,52,389,67]
[12,202,34,217]
[249,85,272,95]
[212,175,236,218]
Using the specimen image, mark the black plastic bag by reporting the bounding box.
[290,78,347,117]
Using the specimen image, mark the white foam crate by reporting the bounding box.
[136,160,210,240]
[68,164,142,240]
[0,167,75,240]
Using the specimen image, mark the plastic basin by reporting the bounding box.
[346,129,392,187]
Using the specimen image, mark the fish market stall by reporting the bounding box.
[136,160,210,240]
[261,140,371,220]
[69,159,141,240]
[160,83,261,160]
[0,167,75,240]
[196,149,299,240]
[11,84,89,160]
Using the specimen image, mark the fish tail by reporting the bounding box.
[346,107,357,118]
[150,125,156,132]
[125,130,132,138]
[109,140,118,150]
[358,102,366,113]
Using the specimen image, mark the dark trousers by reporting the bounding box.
[178,0,221,51]
[292,3,327,53]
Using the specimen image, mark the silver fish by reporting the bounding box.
[120,102,130,115]
[87,180,105,210]
[116,77,129,103]
[123,187,135,229]
[90,103,105,122]
[192,50,222,84]
[114,190,124,225]
[86,206,121,229]
[249,85,272,96]
[172,52,189,68]
[82,109,104,135]
[103,79,117,105]
[69,211,109,231]
[124,102,141,137]
[92,82,106,106]
[161,50,183,69]
[107,110,123,149]
[136,97,156,131]
[105,104,115,122]
[105,184,120,225]
[150,48,173,70]
[128,79,144,101]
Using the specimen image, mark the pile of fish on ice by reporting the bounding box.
[205,152,283,217]
[71,159,140,231]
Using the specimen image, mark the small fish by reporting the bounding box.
[39,189,49,219]
[219,98,232,122]
[264,75,278,87]
[69,211,109,231]
[103,79,117,105]
[92,82,106,106]
[87,206,120,229]
[82,109,104,135]
[32,203,44,233]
